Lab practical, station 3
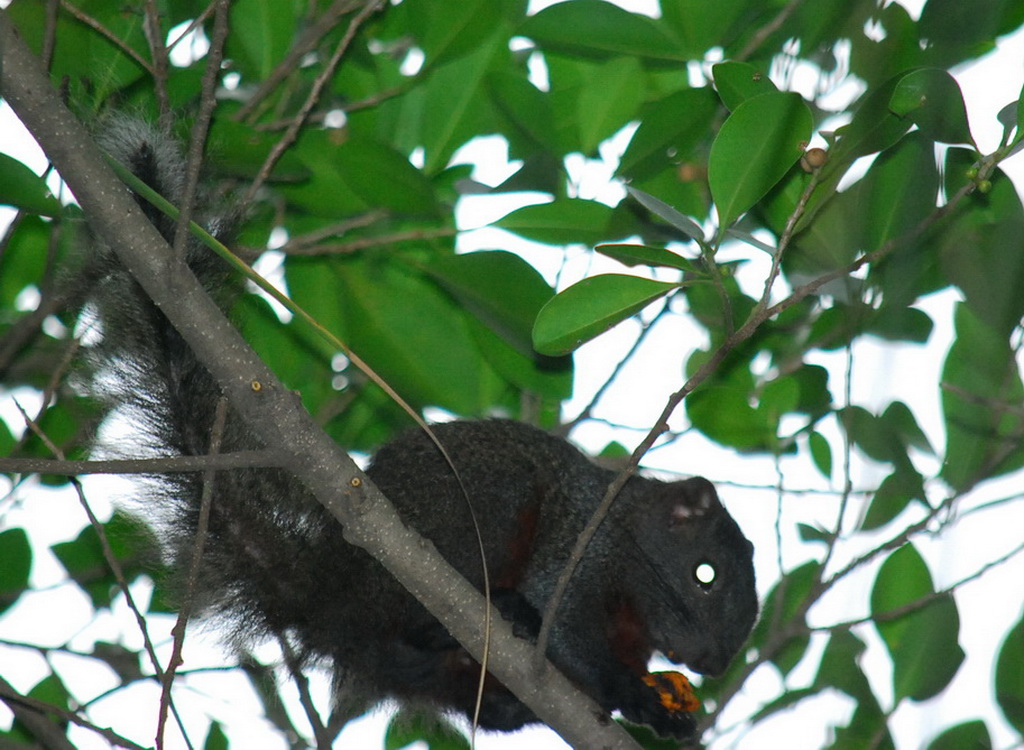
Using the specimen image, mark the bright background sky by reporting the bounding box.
[1,0,1024,748]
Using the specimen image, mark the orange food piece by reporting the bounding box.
[641,671,701,713]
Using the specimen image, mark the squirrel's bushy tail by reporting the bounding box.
[84,120,341,652]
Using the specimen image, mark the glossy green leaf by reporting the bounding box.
[686,386,776,451]
[488,70,560,156]
[419,30,506,173]
[227,0,298,80]
[0,528,31,615]
[236,294,336,419]
[661,0,750,57]
[577,56,645,154]
[595,244,700,272]
[709,91,813,228]
[841,76,918,160]
[0,154,61,216]
[618,88,719,179]
[996,615,1024,734]
[463,312,573,401]
[941,303,1024,490]
[712,61,778,111]
[871,544,964,702]
[425,250,554,357]
[626,186,705,241]
[496,199,615,246]
[926,720,992,750]
[854,132,939,253]
[288,256,500,415]
[334,136,439,216]
[520,0,686,62]
[532,274,677,355]
[406,0,502,66]
[889,68,975,146]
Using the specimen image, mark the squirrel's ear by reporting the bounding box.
[667,477,719,526]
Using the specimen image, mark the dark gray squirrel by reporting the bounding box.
[84,120,759,741]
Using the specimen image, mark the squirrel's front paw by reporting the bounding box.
[619,671,699,738]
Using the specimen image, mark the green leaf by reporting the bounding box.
[419,30,506,173]
[618,88,719,180]
[532,274,677,355]
[751,561,820,675]
[814,630,875,705]
[520,0,686,62]
[0,215,51,309]
[0,528,32,615]
[661,0,750,57]
[881,401,934,455]
[288,256,500,415]
[926,720,992,750]
[463,312,573,401]
[334,136,439,216]
[596,244,700,272]
[236,294,336,419]
[712,61,778,111]
[1017,85,1024,140]
[425,250,554,357]
[797,523,830,544]
[577,56,646,154]
[855,132,940,254]
[488,70,560,156]
[9,672,71,743]
[406,0,504,67]
[941,303,1024,490]
[386,709,470,749]
[51,513,156,610]
[6,0,148,106]
[866,306,934,343]
[995,614,1024,734]
[831,71,917,164]
[203,722,229,750]
[495,199,615,246]
[626,186,705,241]
[227,0,298,80]
[687,385,776,451]
[809,431,832,479]
[0,154,61,216]
[889,68,975,146]
[871,544,964,702]
[861,467,925,530]
[709,91,813,228]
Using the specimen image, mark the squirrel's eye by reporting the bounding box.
[694,561,717,590]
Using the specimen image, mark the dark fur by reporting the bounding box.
[85,122,758,739]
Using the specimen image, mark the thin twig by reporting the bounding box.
[241,0,385,207]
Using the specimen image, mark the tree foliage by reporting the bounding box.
[1,0,1024,748]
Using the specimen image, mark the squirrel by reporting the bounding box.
[82,120,759,740]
